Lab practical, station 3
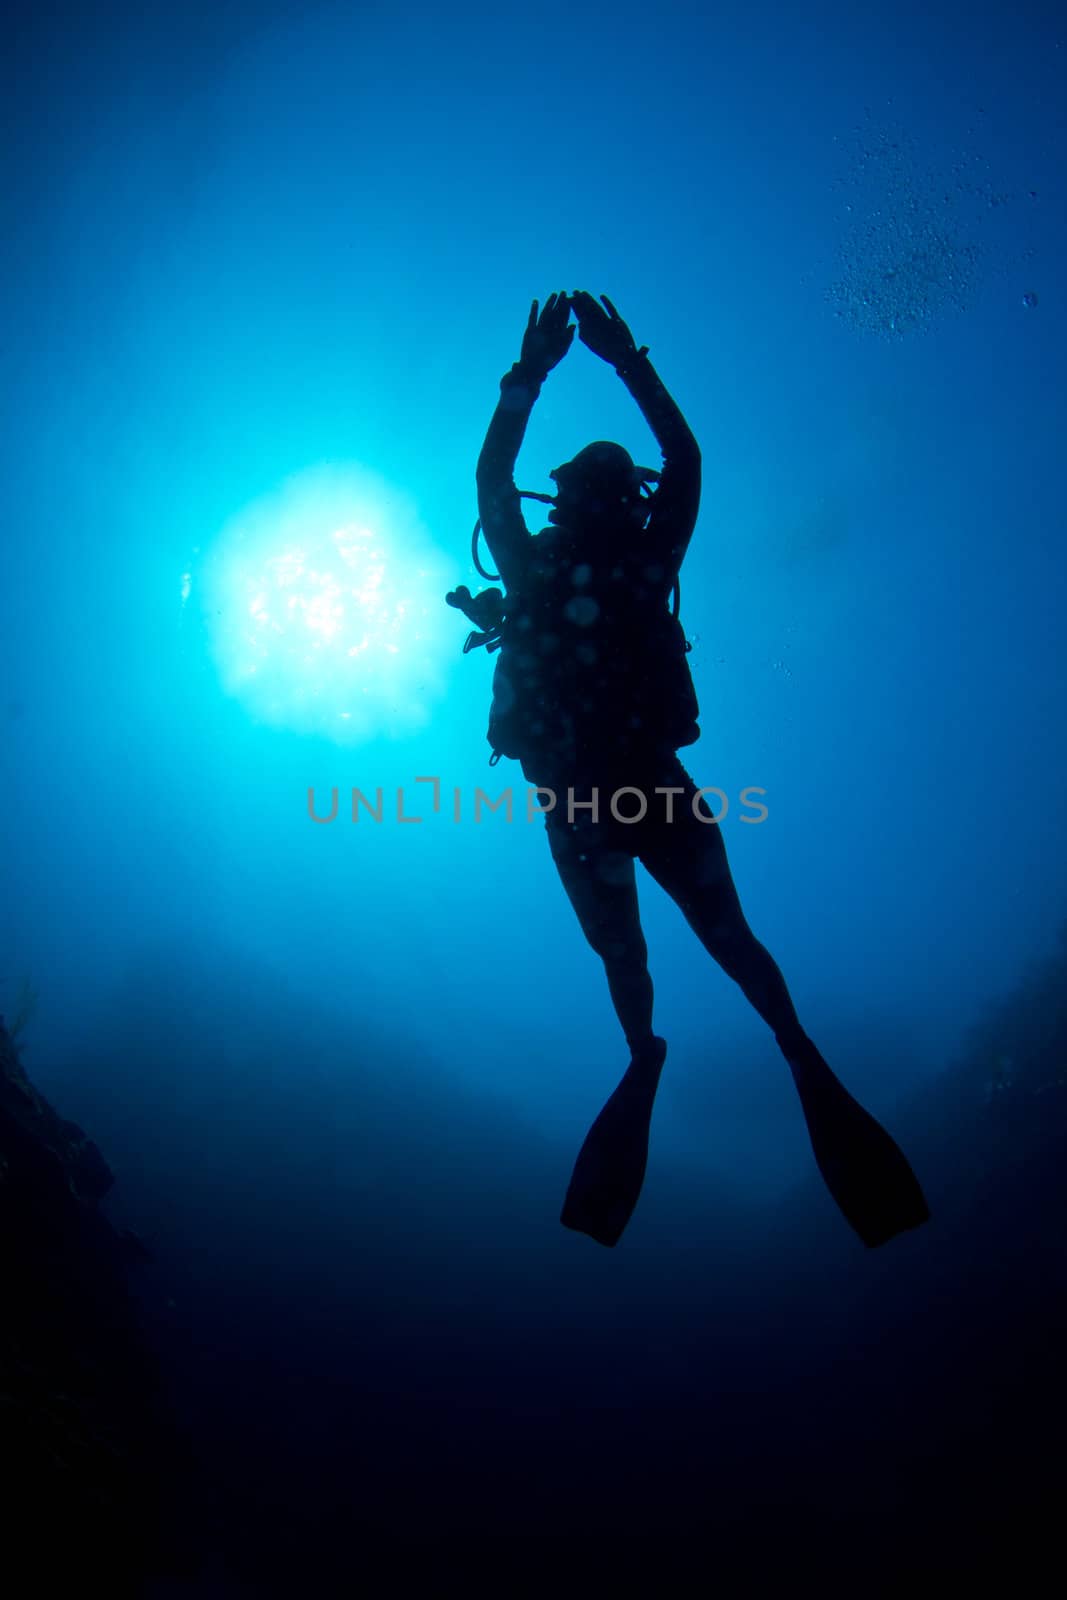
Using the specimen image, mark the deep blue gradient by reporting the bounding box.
[2,0,1065,1588]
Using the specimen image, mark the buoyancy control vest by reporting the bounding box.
[446,498,700,775]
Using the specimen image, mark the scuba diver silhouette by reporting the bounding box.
[460,290,929,1250]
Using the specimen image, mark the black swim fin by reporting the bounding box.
[560,1037,668,1248]
[781,1032,930,1248]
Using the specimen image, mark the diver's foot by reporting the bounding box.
[560,1037,667,1248]
[779,1032,930,1248]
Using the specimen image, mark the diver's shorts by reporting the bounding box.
[539,753,742,920]
[537,753,724,851]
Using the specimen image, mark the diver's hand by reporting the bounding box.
[517,292,574,383]
[570,291,648,370]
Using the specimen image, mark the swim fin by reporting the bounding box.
[780,1032,930,1248]
[560,1036,668,1248]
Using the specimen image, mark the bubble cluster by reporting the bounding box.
[826,119,1026,340]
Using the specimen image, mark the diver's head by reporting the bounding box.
[548,441,645,538]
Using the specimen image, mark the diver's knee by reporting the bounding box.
[701,916,758,965]
[600,935,648,974]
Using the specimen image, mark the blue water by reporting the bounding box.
[2,1,1064,1589]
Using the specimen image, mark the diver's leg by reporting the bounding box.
[640,770,929,1246]
[547,813,666,1247]
[546,817,656,1052]
[639,784,805,1051]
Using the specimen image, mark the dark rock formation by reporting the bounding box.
[0,1017,188,1594]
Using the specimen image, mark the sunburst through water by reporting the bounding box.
[199,464,450,744]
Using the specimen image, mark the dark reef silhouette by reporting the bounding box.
[0,1016,190,1594]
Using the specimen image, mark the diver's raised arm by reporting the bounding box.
[570,291,700,462]
[570,290,701,575]
[475,294,575,592]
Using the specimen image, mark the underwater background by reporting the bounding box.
[2,0,1065,1590]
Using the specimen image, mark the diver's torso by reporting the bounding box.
[498,525,698,786]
